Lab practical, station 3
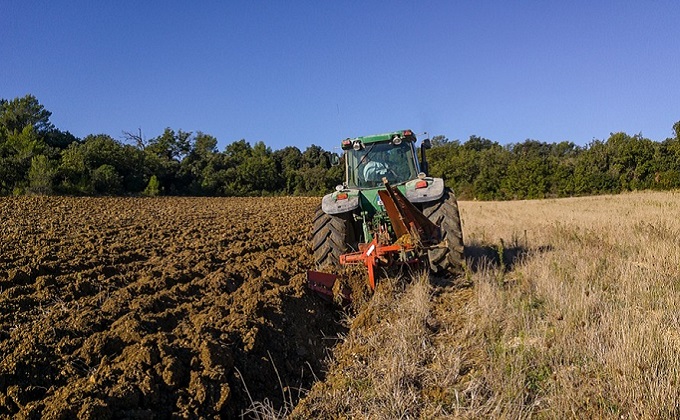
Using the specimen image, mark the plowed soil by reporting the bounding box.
[0,196,346,419]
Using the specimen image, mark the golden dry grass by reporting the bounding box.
[458,190,680,418]
[291,273,440,418]
[293,190,680,419]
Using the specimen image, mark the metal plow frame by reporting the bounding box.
[308,178,441,299]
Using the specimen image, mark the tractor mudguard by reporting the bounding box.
[404,177,445,204]
[321,192,360,214]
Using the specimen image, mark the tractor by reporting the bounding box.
[308,129,464,298]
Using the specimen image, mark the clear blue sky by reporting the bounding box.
[2,1,680,152]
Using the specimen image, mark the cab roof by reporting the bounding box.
[343,129,416,146]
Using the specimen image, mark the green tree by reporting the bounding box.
[91,164,123,195]
[144,175,161,196]
[430,135,450,148]
[500,140,553,199]
[473,145,511,200]
[273,146,303,193]
[297,145,333,195]
[573,140,617,194]
[605,132,656,190]
[0,94,54,134]
[57,134,145,194]
[28,154,55,195]
[0,125,45,194]
[144,128,193,194]
[653,133,680,189]
[463,135,495,152]
[178,132,219,195]
[219,140,278,195]
[548,141,580,197]
[198,139,279,196]
[673,121,680,140]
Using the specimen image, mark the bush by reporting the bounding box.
[92,164,122,195]
[144,175,161,197]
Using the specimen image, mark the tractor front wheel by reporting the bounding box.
[311,206,355,269]
[422,188,464,275]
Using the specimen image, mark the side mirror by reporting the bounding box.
[330,153,341,166]
[420,140,431,175]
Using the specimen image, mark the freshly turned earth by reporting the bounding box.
[0,196,345,419]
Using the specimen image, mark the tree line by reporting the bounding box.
[2,94,680,199]
[428,127,680,200]
[0,94,343,196]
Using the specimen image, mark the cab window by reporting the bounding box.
[346,141,418,188]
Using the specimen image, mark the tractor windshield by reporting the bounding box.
[346,141,419,188]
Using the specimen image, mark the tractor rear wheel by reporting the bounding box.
[422,188,464,275]
[311,205,355,268]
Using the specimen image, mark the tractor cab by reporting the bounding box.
[342,130,421,188]
[321,129,442,218]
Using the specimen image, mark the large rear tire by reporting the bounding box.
[311,205,355,268]
[422,188,464,275]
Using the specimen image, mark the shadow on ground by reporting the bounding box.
[464,241,553,273]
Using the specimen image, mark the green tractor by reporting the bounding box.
[310,129,464,293]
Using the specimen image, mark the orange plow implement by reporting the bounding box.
[308,178,442,300]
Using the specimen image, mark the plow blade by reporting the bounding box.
[307,270,352,302]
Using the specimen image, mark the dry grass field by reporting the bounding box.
[460,191,680,418]
[295,190,680,418]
